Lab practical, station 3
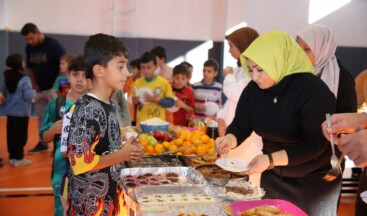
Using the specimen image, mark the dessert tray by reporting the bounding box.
[121,167,207,189]
[216,178,265,201]
[134,185,222,215]
[126,155,186,168]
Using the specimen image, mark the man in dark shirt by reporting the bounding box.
[21,23,66,154]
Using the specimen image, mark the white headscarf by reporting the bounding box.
[296,24,340,97]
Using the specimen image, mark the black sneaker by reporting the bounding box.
[28,142,49,155]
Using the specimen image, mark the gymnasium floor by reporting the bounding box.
[0,117,356,215]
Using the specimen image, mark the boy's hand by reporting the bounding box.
[175,99,185,108]
[52,120,63,135]
[120,137,145,162]
[143,93,159,103]
[132,96,140,104]
[196,104,206,111]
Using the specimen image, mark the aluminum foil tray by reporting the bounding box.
[126,155,186,168]
[134,185,222,216]
[120,166,208,189]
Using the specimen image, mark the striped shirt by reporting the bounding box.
[192,80,222,117]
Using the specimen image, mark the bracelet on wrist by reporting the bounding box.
[266,153,275,170]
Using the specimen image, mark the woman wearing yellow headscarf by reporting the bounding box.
[215,31,339,215]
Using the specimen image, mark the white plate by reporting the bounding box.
[167,106,180,112]
[215,158,249,172]
[204,102,219,116]
[136,87,154,104]
[166,96,179,112]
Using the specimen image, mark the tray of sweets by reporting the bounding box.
[182,155,218,167]
[126,155,186,168]
[134,185,222,215]
[121,166,207,189]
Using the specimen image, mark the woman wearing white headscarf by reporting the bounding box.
[296,24,356,114]
[296,24,359,215]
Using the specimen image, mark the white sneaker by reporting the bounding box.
[11,159,32,167]
[9,159,17,166]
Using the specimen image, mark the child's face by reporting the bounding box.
[130,66,141,78]
[203,66,218,84]
[67,70,88,94]
[104,55,129,91]
[172,74,188,89]
[140,61,157,80]
[59,59,69,75]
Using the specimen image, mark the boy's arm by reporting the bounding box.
[158,81,175,108]
[39,101,59,142]
[89,138,144,172]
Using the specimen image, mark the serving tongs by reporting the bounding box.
[161,142,202,155]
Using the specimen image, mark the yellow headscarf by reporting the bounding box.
[240,30,315,84]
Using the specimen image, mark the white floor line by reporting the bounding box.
[0,187,53,192]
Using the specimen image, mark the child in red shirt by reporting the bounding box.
[169,64,195,126]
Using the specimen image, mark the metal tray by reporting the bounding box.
[120,166,207,189]
[126,155,186,168]
[134,185,222,215]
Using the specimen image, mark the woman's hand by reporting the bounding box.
[223,66,234,77]
[217,118,227,137]
[240,154,270,175]
[214,135,236,154]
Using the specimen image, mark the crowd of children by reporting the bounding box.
[0,30,225,215]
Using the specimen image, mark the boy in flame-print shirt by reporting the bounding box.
[62,34,144,216]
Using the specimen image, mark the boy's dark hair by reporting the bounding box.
[173,64,189,77]
[151,46,166,60]
[21,23,40,35]
[204,58,219,71]
[181,61,193,69]
[68,55,86,72]
[129,58,141,70]
[84,33,129,79]
[140,52,157,65]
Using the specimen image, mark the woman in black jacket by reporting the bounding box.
[215,31,339,216]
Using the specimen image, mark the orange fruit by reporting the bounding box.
[208,147,216,155]
[168,145,178,152]
[190,135,200,144]
[200,135,210,144]
[140,138,148,147]
[162,141,171,150]
[191,146,197,154]
[179,129,190,137]
[182,147,192,155]
[145,145,154,155]
[174,138,183,146]
[196,146,208,155]
[182,141,191,147]
[154,144,164,155]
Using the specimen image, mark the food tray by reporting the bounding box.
[121,167,207,189]
[182,155,218,167]
[216,178,265,201]
[126,155,186,168]
[230,199,307,216]
[134,185,222,215]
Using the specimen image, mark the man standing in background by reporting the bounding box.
[21,23,66,154]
